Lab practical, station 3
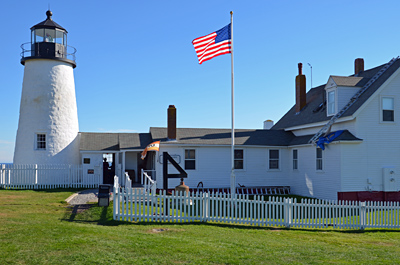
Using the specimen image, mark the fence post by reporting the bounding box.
[34,164,38,186]
[202,193,209,222]
[113,175,119,220]
[1,164,4,187]
[359,201,366,230]
[284,198,293,228]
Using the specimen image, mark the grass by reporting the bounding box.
[1,189,400,264]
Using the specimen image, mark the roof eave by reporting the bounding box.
[283,116,355,131]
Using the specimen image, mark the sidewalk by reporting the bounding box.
[65,188,112,205]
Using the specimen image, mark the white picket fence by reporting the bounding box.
[113,176,400,230]
[0,164,101,189]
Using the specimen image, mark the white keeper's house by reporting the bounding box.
[7,10,400,202]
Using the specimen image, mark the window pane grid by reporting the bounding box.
[316,148,322,170]
[269,150,279,169]
[293,160,298,170]
[382,97,395,122]
[185,149,195,170]
[36,134,46,150]
[234,150,244,169]
[293,149,298,170]
[328,91,335,115]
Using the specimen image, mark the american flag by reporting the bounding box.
[192,23,231,64]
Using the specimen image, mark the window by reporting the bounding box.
[185,149,195,170]
[36,134,46,150]
[382,97,394,122]
[327,91,335,115]
[83,158,91,164]
[234,150,244,169]
[316,148,323,170]
[293,149,298,170]
[269,150,279,169]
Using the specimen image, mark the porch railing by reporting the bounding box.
[141,169,156,195]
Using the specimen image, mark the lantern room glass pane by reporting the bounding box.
[55,30,64,44]
[44,29,55,43]
[34,29,44,43]
[63,33,67,46]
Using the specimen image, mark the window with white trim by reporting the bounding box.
[293,149,298,170]
[36,133,46,150]
[269,149,279,170]
[316,148,323,170]
[185,149,196,170]
[327,90,335,115]
[382,97,394,122]
[234,149,244,169]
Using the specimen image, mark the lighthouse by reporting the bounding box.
[13,10,79,165]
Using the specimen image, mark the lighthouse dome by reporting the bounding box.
[21,10,76,68]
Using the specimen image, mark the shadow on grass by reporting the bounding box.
[129,221,400,233]
[61,204,400,233]
[61,204,131,226]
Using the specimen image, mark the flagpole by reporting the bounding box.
[230,11,236,198]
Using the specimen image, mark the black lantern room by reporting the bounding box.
[21,10,76,68]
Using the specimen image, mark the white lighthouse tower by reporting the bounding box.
[13,10,79,165]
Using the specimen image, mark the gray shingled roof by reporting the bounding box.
[272,59,400,130]
[79,132,152,151]
[80,133,119,151]
[79,129,360,150]
[288,130,362,146]
[119,133,153,149]
[330,76,365,87]
[150,127,295,146]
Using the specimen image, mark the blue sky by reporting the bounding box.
[1,0,400,162]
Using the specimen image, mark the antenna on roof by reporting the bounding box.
[307,63,313,89]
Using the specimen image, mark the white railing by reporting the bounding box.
[0,164,101,189]
[113,186,400,230]
[141,169,156,195]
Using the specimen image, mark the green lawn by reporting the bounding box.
[1,189,400,264]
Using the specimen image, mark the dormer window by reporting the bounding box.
[325,75,363,117]
[327,90,336,116]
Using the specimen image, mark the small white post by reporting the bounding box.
[34,164,38,185]
[113,175,119,220]
[284,198,292,228]
[0,164,4,187]
[202,193,209,222]
[360,201,366,230]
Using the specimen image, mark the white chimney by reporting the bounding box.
[263,120,274,130]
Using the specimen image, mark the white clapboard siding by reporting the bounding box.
[155,146,291,190]
[340,69,400,192]
[0,164,101,189]
[113,177,400,230]
[289,144,342,201]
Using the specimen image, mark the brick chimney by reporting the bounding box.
[167,105,177,140]
[355,58,364,75]
[296,63,306,113]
